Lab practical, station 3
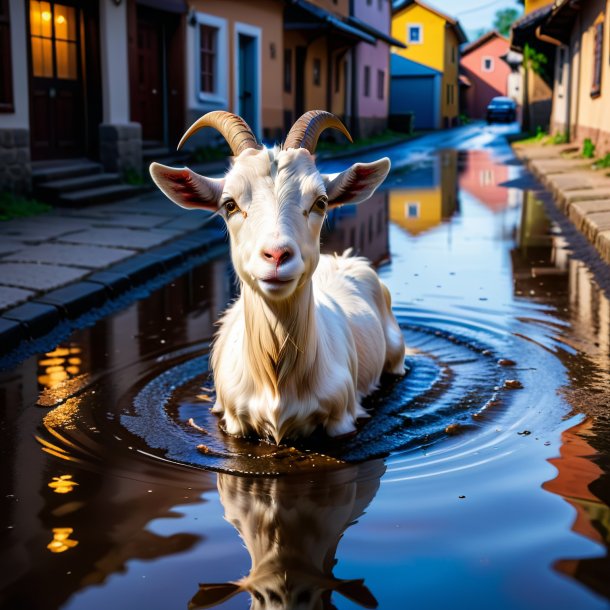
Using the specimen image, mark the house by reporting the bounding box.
[460,31,512,120]
[389,54,442,130]
[391,0,467,128]
[541,0,610,154]
[510,1,555,131]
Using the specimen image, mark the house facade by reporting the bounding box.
[391,0,467,127]
[542,0,610,154]
[0,0,397,196]
[460,31,512,119]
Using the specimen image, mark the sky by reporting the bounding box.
[418,0,524,41]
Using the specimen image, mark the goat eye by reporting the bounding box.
[224,199,239,216]
[312,196,327,213]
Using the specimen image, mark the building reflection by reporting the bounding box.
[389,150,459,236]
[459,149,520,213]
[512,190,610,600]
[322,191,390,265]
[190,461,384,610]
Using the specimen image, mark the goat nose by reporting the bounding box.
[262,246,293,266]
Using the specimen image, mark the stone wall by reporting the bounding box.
[0,128,31,194]
[99,123,142,177]
[355,116,388,140]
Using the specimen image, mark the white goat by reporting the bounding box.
[150,110,405,443]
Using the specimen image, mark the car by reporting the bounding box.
[486,97,517,123]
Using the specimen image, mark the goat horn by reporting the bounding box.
[283,110,353,153]
[177,111,260,156]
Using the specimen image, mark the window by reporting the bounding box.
[446,83,450,105]
[194,13,227,103]
[377,69,384,100]
[591,21,603,97]
[0,0,13,112]
[199,25,217,93]
[557,46,566,86]
[284,48,292,93]
[364,65,370,97]
[482,56,494,72]
[406,202,419,218]
[313,58,321,86]
[408,24,422,44]
[451,46,455,63]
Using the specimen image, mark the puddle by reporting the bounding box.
[2,140,610,609]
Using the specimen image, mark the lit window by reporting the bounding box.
[408,24,422,44]
[482,57,494,72]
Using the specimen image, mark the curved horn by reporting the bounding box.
[283,110,353,153]
[177,111,260,156]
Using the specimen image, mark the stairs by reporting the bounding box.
[142,140,190,168]
[32,159,148,207]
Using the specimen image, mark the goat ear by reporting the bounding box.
[188,583,242,609]
[149,162,223,211]
[323,158,390,207]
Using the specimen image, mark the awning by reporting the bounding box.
[285,0,377,45]
[346,16,407,48]
[538,0,581,45]
[510,4,553,51]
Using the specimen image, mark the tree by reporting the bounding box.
[493,8,520,37]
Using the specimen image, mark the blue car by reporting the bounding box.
[486,96,517,123]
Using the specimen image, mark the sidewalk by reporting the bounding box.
[0,167,229,360]
[512,141,610,266]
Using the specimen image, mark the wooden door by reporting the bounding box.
[135,8,163,142]
[29,0,85,159]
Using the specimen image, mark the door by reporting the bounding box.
[238,33,256,132]
[29,0,86,159]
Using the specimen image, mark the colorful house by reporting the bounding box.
[391,0,467,128]
[390,54,442,130]
[460,31,512,120]
[541,0,610,155]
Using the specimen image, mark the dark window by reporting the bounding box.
[451,45,456,63]
[377,69,384,99]
[200,24,217,94]
[313,58,321,86]
[0,0,13,112]
[364,65,370,97]
[284,48,292,93]
[408,25,421,43]
[591,21,603,97]
[446,83,450,105]
[335,55,341,92]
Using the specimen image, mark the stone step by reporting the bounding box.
[31,160,103,184]
[142,146,190,166]
[58,184,147,207]
[37,173,122,196]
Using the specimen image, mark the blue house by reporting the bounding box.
[390,54,442,130]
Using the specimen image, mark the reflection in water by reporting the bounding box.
[47,527,79,554]
[389,150,458,235]
[190,462,384,610]
[38,345,84,389]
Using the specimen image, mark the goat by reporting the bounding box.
[150,110,405,443]
[189,462,383,610]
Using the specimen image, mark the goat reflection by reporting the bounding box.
[190,461,384,610]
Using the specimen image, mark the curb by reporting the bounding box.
[0,224,229,364]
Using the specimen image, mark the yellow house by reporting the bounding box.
[391,0,467,127]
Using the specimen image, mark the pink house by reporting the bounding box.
[460,31,512,119]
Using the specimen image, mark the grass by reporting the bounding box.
[0,192,52,221]
[192,143,231,163]
[510,127,570,147]
[582,137,595,159]
[315,129,413,156]
[592,153,610,169]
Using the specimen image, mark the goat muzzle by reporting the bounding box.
[283,110,353,154]
[177,111,261,156]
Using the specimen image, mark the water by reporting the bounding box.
[2,130,610,609]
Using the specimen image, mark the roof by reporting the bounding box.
[390,53,442,77]
[510,3,553,50]
[538,0,581,45]
[461,30,509,56]
[285,0,376,45]
[392,0,468,44]
[346,15,407,48]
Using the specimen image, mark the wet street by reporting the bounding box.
[2,123,610,610]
